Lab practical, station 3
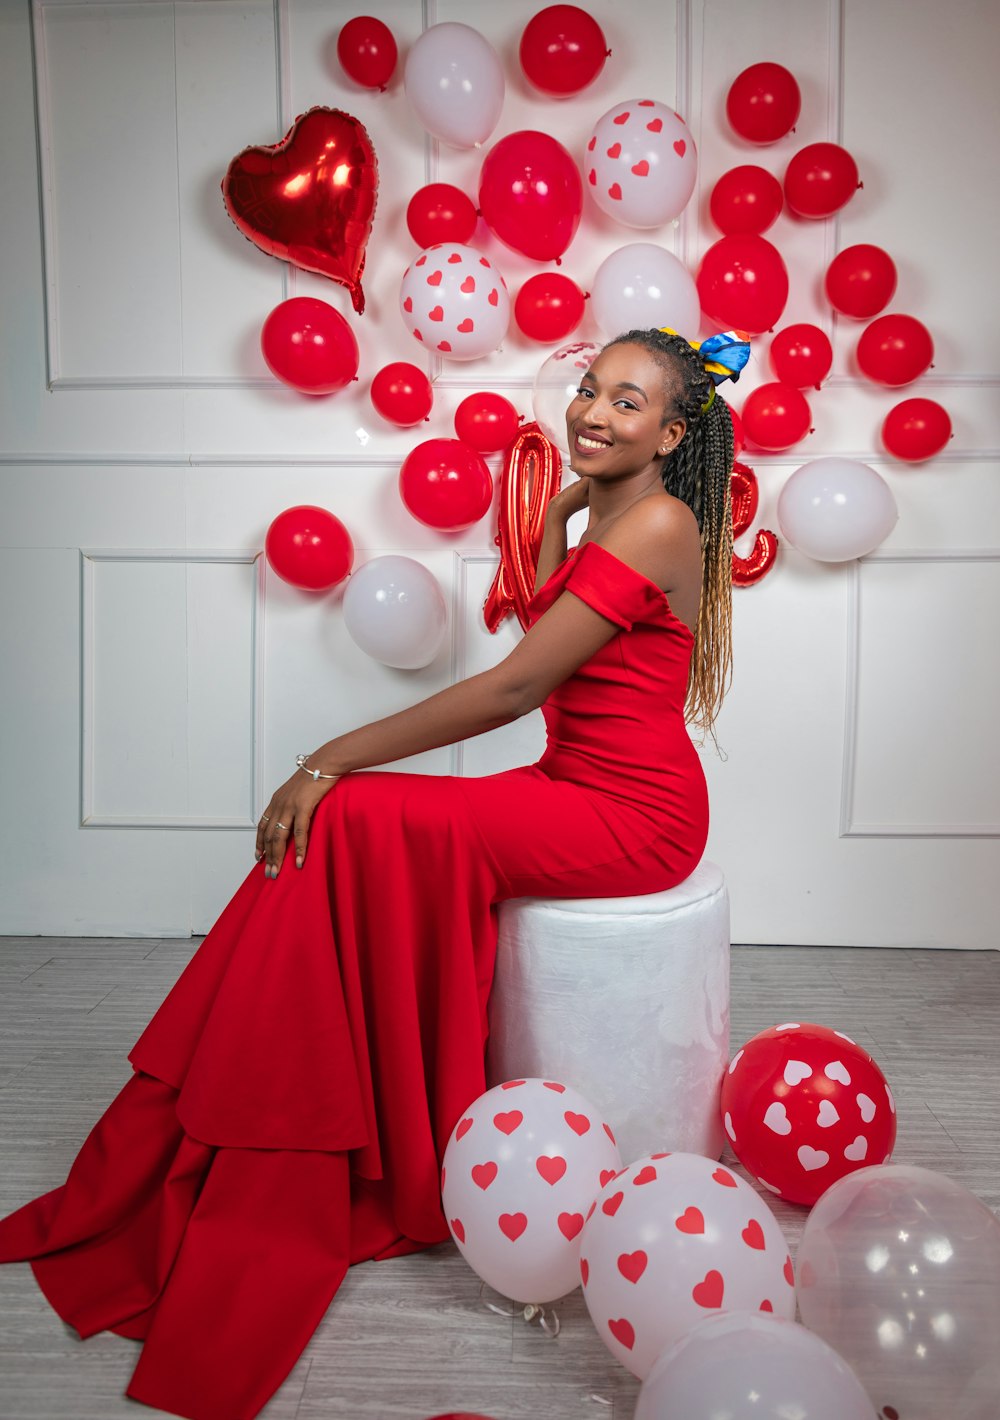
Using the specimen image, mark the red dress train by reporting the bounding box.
[0,543,709,1420]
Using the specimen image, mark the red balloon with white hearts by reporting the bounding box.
[720,1022,897,1206]
[580,1152,795,1379]
[400,243,510,361]
[441,1078,622,1303]
[585,99,697,228]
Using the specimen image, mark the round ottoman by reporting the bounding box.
[485,860,730,1164]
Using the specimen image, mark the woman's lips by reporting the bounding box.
[574,431,612,454]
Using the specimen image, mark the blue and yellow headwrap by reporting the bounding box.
[659,328,751,414]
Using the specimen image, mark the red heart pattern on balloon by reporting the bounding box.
[613,112,630,125]
[607,143,622,159]
[437,340,451,352]
[675,1205,704,1234]
[536,1155,567,1185]
[493,1111,523,1134]
[451,1217,465,1242]
[221,106,377,313]
[608,183,623,201]
[456,1118,473,1141]
[784,1255,795,1285]
[599,1168,617,1187]
[460,276,476,293]
[457,318,475,333]
[471,1162,497,1190]
[673,139,686,157]
[487,289,499,306]
[427,270,442,286]
[588,169,597,186]
[631,161,650,177]
[499,1212,527,1241]
[602,1190,624,1216]
[543,1082,566,1092]
[633,1166,657,1186]
[564,1111,590,1135]
[713,1167,737,1187]
[760,1298,774,1311]
[580,1258,589,1286]
[558,1212,583,1239]
[403,296,413,313]
[448,253,462,263]
[603,1123,616,1144]
[742,1219,766,1250]
[608,1317,635,1349]
[692,1269,724,1308]
[617,1250,648,1283]
[428,307,444,322]
[501,1080,526,1089]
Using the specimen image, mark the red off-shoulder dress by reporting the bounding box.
[0,542,709,1420]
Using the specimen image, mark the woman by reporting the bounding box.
[0,328,739,1420]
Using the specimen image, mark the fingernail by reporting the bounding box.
[296,855,303,869]
[255,851,262,861]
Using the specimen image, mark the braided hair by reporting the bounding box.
[605,328,734,738]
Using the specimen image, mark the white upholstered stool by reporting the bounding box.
[485,860,730,1165]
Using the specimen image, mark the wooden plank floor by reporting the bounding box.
[1,937,997,1419]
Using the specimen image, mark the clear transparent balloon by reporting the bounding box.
[341,556,448,670]
[531,341,603,452]
[797,1165,1000,1420]
[635,1312,878,1420]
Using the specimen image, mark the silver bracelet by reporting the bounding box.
[295,753,339,781]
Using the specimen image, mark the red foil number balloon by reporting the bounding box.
[731,461,778,587]
[222,106,378,313]
[484,423,563,632]
[720,1022,898,1206]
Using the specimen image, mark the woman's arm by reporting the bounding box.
[534,477,590,592]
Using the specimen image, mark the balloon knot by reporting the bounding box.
[584,291,591,300]
[606,48,612,57]
[379,85,387,94]
[858,181,864,189]
[475,208,482,217]
[554,256,562,267]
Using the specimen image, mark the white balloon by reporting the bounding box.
[585,99,697,228]
[531,341,602,451]
[777,457,898,562]
[442,1078,622,1304]
[580,1152,795,1379]
[635,1312,878,1420]
[403,22,504,150]
[400,243,510,362]
[342,556,447,670]
[591,244,701,341]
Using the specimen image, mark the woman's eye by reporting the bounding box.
[575,386,594,398]
[614,399,637,411]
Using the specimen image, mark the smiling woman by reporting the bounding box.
[0,329,740,1420]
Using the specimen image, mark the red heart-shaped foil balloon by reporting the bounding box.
[222,106,378,313]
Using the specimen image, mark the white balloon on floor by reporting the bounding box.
[342,556,448,669]
[531,340,603,451]
[777,456,898,562]
[591,244,701,342]
[635,1312,878,1419]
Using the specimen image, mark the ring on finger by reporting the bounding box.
[275,820,288,831]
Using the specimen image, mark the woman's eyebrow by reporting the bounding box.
[579,373,649,401]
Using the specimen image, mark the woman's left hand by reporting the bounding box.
[255,770,340,879]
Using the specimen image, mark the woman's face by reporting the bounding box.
[564,343,686,479]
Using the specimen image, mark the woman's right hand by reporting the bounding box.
[546,475,590,522]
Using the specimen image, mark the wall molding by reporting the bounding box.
[31,0,290,392]
[839,548,1000,838]
[80,547,265,828]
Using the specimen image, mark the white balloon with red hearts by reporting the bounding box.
[580,1151,795,1379]
[400,242,510,361]
[585,99,697,228]
[441,1078,622,1303]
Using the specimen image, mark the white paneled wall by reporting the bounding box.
[1,0,998,944]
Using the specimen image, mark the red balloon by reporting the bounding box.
[696,235,789,334]
[519,5,609,97]
[399,439,494,531]
[726,63,801,144]
[881,398,952,462]
[784,143,860,219]
[769,324,833,389]
[370,363,433,426]
[406,184,478,249]
[222,107,377,313]
[336,16,397,91]
[514,272,586,342]
[742,382,812,451]
[454,393,521,453]
[265,506,354,590]
[825,244,897,319]
[260,298,359,395]
[857,314,934,387]
[709,166,783,235]
[478,131,583,262]
[724,400,745,457]
[720,1022,897,1206]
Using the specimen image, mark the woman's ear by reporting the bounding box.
[658,416,687,457]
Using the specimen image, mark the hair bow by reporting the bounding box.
[660,328,752,412]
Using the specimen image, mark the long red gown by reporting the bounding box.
[0,542,709,1420]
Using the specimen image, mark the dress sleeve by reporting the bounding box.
[560,541,671,630]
